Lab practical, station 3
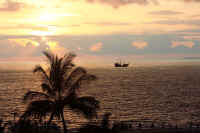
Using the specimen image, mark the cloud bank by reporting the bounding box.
[0,37,67,60]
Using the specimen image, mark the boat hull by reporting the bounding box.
[114,63,129,67]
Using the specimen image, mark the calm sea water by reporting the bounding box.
[1,64,200,128]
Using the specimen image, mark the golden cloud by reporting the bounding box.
[6,37,67,57]
[183,36,200,40]
[0,0,26,12]
[46,41,67,56]
[132,41,148,49]
[171,41,194,48]
[89,42,103,52]
[8,38,40,47]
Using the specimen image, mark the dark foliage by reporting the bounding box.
[0,119,5,133]
[7,119,61,133]
[22,51,100,133]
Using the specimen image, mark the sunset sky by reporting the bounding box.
[0,0,200,68]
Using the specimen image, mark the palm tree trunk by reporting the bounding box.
[61,111,67,133]
[47,112,55,125]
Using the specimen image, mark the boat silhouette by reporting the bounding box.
[114,61,129,67]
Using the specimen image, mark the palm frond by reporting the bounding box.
[23,91,50,103]
[33,65,50,82]
[66,74,86,95]
[64,67,87,89]
[61,52,76,71]
[41,83,55,96]
[21,100,54,120]
[81,74,97,81]
[43,51,55,63]
[70,67,87,77]
[77,97,100,106]
[66,73,97,95]
[67,96,100,119]
[48,55,65,91]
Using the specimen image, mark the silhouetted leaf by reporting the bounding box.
[68,96,100,119]
[33,65,50,82]
[43,51,55,63]
[61,52,76,71]
[65,67,87,83]
[23,91,50,103]
[22,100,54,120]
[41,83,55,96]
[82,74,98,81]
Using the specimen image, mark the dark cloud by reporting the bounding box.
[149,10,184,15]
[70,0,200,8]
[175,29,200,34]
[148,19,200,26]
[0,25,49,31]
[183,0,200,2]
[0,24,80,31]
[0,0,25,12]
[83,0,158,8]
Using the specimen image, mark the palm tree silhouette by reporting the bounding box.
[22,51,100,133]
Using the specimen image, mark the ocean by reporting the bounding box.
[1,63,200,128]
